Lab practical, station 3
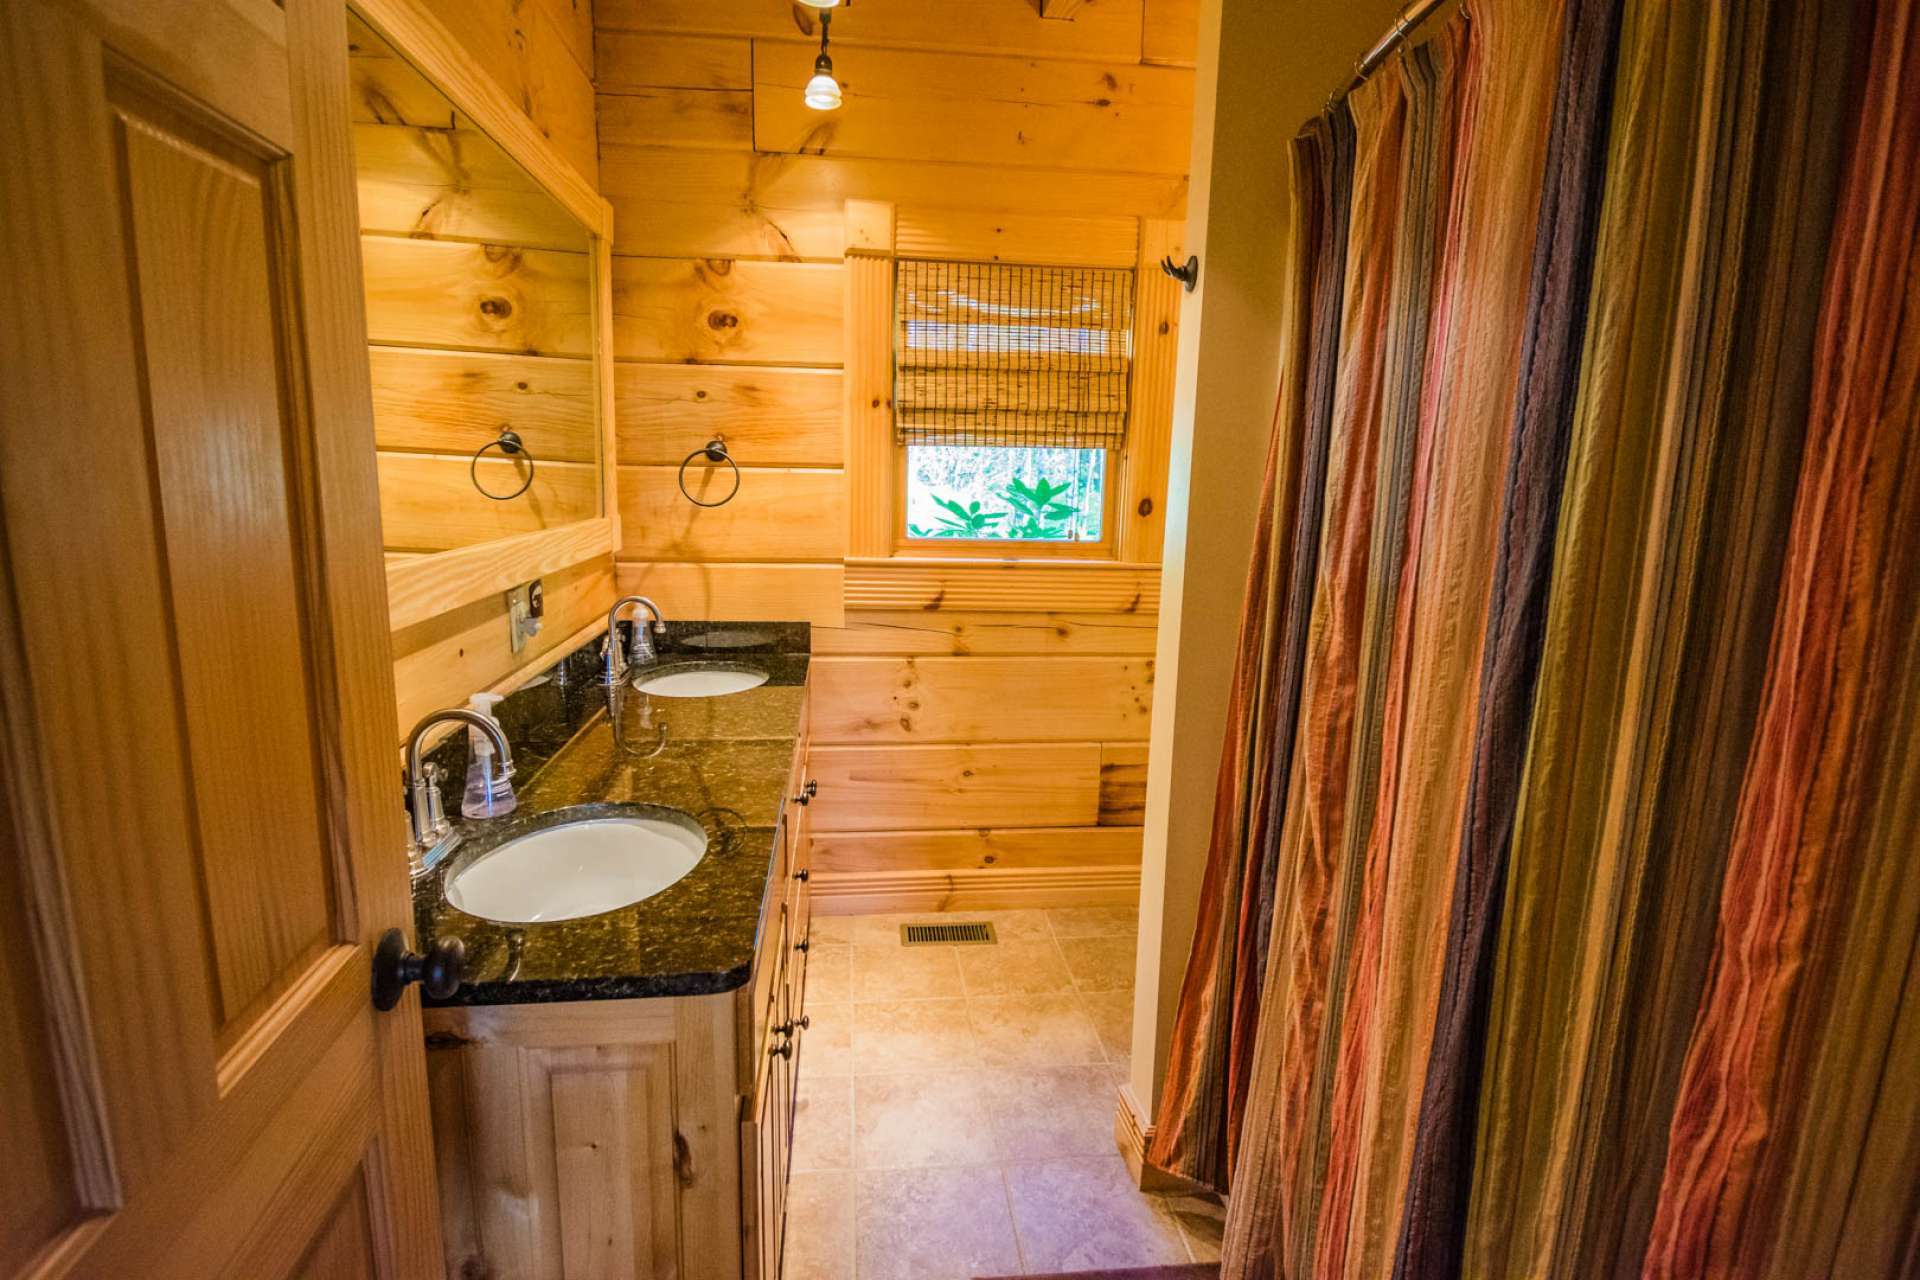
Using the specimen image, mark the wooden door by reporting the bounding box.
[0,0,440,1275]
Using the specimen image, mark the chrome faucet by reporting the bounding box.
[602,595,665,685]
[403,708,515,879]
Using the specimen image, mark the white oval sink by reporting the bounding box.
[447,814,706,923]
[634,665,769,698]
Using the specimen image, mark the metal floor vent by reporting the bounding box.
[902,921,996,946]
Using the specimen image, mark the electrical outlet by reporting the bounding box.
[507,579,543,655]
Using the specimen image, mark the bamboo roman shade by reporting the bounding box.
[893,258,1136,450]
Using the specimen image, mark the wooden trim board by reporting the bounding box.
[1114,1080,1191,1193]
[352,0,610,238]
[808,865,1142,916]
[844,558,1162,613]
[385,518,612,632]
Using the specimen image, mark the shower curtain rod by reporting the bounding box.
[1344,0,1453,94]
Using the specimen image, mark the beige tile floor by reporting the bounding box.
[784,907,1225,1279]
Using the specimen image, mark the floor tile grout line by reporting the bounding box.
[998,1161,1031,1277]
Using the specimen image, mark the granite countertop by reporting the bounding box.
[412,621,809,1006]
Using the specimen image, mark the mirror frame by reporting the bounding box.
[352,0,619,633]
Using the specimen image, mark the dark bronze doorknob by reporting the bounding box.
[372,928,465,1011]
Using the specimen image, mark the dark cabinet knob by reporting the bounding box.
[804,779,818,798]
[794,867,810,882]
[770,1036,793,1059]
[371,928,465,1011]
[776,1014,812,1035]
[795,937,811,953]
[795,1014,811,1031]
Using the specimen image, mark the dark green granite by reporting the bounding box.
[413,622,808,1006]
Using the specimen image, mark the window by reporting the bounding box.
[894,259,1134,547]
[905,444,1107,542]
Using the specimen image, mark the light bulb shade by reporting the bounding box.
[804,70,842,110]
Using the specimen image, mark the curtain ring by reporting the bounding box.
[677,438,741,508]
[471,428,535,500]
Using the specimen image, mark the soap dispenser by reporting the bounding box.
[461,691,518,819]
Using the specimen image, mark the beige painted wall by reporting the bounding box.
[1127,0,1412,1132]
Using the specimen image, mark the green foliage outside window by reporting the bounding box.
[905,445,1105,543]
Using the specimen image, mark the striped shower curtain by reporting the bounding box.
[1147,0,1920,1275]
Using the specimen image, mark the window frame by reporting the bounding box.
[888,256,1130,562]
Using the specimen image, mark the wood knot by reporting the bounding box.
[707,310,740,331]
[479,296,513,319]
[1138,497,1154,516]
[1159,320,1171,335]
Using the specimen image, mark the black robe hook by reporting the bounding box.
[1159,253,1200,292]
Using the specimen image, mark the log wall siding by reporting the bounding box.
[597,1,1194,901]
[361,0,610,738]
[418,0,599,184]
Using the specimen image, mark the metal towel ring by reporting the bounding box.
[676,437,741,508]
[471,428,535,501]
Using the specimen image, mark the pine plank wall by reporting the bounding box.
[365,0,1197,906]
[597,0,1197,912]
[371,0,615,735]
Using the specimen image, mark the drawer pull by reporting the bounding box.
[795,937,811,953]
[770,1036,793,1060]
[795,1014,811,1031]
[794,868,810,883]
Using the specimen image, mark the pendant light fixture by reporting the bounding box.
[801,5,842,111]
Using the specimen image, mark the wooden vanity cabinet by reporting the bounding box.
[424,719,814,1280]
[741,729,815,1280]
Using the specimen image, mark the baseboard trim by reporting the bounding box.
[810,864,1142,915]
[1115,1081,1191,1194]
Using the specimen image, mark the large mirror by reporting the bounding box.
[346,5,613,629]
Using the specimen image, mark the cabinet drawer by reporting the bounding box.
[782,799,813,1023]
[744,898,789,1092]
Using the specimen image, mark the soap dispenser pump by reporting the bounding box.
[461,692,517,820]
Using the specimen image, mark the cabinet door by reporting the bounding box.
[428,1007,702,1280]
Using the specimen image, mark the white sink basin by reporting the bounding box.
[633,665,769,698]
[447,812,706,923]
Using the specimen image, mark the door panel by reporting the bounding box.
[550,1049,681,1280]
[0,0,439,1274]
[292,1175,380,1280]
[0,779,83,1275]
[111,62,348,1060]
